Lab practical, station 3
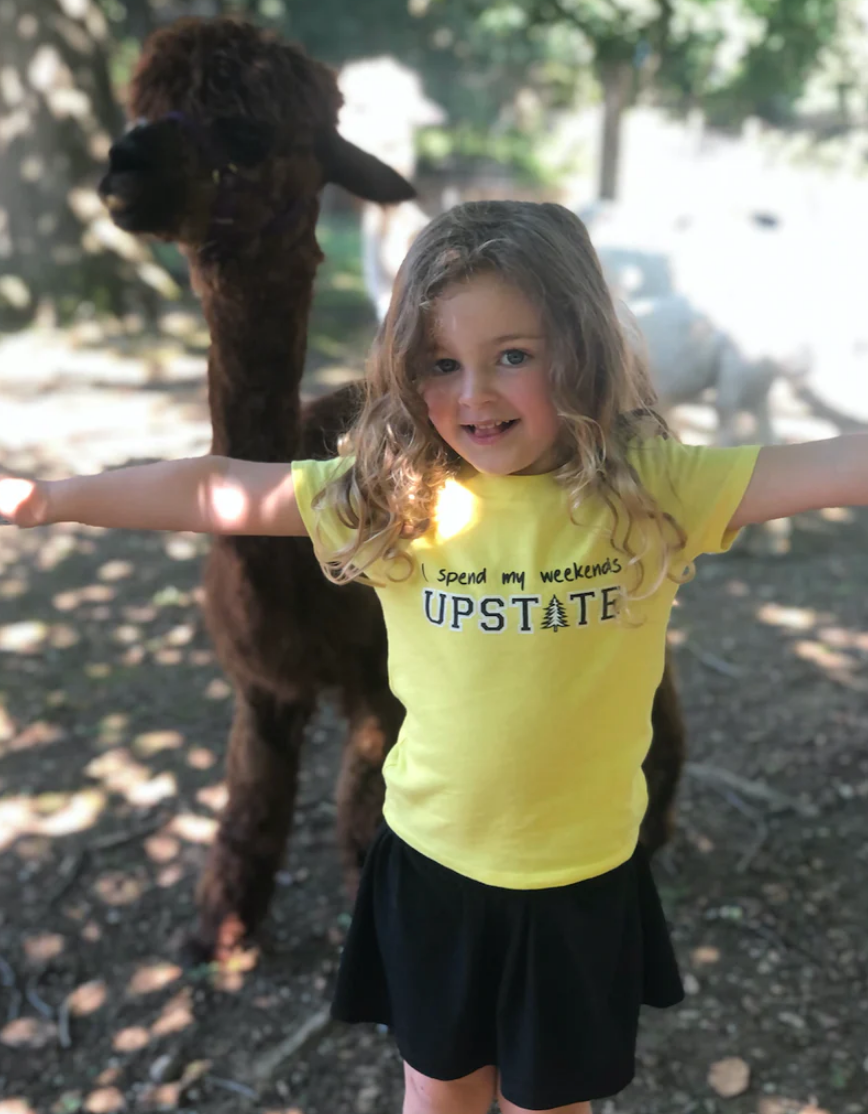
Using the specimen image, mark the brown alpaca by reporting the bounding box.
[99,16,686,964]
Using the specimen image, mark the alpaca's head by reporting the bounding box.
[98,17,415,253]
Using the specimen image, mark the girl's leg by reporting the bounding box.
[403,1062,497,1114]
[497,1083,591,1114]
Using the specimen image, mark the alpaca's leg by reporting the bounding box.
[185,685,314,965]
[335,684,405,898]
[639,651,687,854]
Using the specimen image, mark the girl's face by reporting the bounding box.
[419,273,562,476]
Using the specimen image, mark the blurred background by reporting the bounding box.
[2,4,868,1114]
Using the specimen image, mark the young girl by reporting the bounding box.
[1,200,865,1114]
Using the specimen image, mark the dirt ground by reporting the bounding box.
[0,322,867,1114]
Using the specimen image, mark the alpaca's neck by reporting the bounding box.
[196,231,321,462]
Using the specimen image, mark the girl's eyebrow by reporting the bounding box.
[491,333,545,343]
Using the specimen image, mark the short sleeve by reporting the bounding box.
[630,438,761,562]
[291,456,356,562]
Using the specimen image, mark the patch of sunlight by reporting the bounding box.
[86,749,152,794]
[205,677,232,700]
[0,66,25,107]
[153,648,182,666]
[0,575,28,599]
[126,962,182,998]
[164,535,201,561]
[0,275,31,309]
[53,583,115,611]
[121,645,145,667]
[0,107,30,147]
[432,478,477,541]
[330,270,365,293]
[68,979,107,1017]
[157,862,184,888]
[311,364,365,387]
[20,155,43,182]
[0,620,47,653]
[123,604,156,623]
[97,559,134,582]
[819,506,853,524]
[144,832,179,863]
[50,624,79,649]
[816,625,868,652]
[128,772,177,808]
[112,623,141,645]
[0,705,14,742]
[758,1100,830,1114]
[196,784,228,813]
[309,333,351,358]
[726,578,750,597]
[97,713,128,748]
[84,749,178,807]
[85,662,112,679]
[169,813,217,845]
[40,533,79,573]
[690,945,721,966]
[93,870,148,906]
[0,789,106,850]
[152,585,190,607]
[755,602,819,631]
[187,747,216,770]
[24,932,66,962]
[82,1086,125,1113]
[150,989,194,1037]
[666,628,686,647]
[794,639,855,674]
[189,649,213,667]
[1,720,66,755]
[133,730,183,757]
[166,623,194,647]
[0,1099,38,1114]
[0,1017,56,1051]
[113,1026,150,1053]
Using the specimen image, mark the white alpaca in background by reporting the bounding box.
[338,58,444,321]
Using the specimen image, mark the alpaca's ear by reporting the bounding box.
[212,117,275,166]
[319,131,416,204]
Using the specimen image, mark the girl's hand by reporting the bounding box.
[0,477,49,528]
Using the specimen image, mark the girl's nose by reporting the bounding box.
[458,367,496,406]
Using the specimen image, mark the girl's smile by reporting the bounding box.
[420,273,562,476]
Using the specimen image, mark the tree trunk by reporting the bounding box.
[597,60,633,202]
[0,0,164,327]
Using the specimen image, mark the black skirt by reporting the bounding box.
[332,824,684,1110]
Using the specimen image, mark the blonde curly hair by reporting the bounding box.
[314,199,689,602]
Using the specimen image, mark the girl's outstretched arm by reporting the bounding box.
[729,435,868,529]
[0,457,309,537]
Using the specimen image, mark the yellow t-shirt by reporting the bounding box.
[292,438,760,889]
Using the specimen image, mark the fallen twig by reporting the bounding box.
[0,954,15,988]
[57,998,72,1049]
[251,1005,335,1087]
[91,818,164,852]
[209,1075,258,1099]
[46,852,87,908]
[684,644,742,678]
[686,762,819,818]
[25,983,54,1019]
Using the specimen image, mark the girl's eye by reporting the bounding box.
[500,348,530,367]
[432,358,460,375]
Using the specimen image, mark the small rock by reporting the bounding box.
[683,973,700,996]
[148,1051,182,1084]
[708,1056,751,1098]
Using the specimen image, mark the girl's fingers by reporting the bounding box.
[0,478,41,527]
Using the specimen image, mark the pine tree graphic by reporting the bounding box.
[542,594,568,632]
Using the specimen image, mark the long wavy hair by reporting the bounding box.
[314,199,689,602]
